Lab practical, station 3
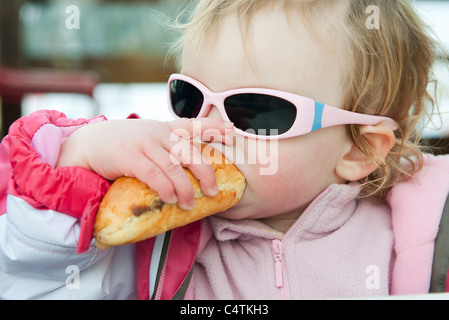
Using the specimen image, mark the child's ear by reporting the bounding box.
[336,124,396,182]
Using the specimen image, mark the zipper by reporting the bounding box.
[267,188,335,299]
[154,260,167,300]
[271,239,284,288]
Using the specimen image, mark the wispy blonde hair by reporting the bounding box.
[168,0,444,202]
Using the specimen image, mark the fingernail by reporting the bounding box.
[224,121,234,129]
[225,134,235,145]
[181,200,195,211]
[209,185,219,197]
[167,194,178,205]
[225,127,234,135]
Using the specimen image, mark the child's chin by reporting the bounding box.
[214,204,265,221]
[214,207,246,220]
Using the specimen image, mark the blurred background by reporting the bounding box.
[0,0,448,152]
[0,0,188,137]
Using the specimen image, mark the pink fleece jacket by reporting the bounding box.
[191,183,394,299]
[189,155,449,299]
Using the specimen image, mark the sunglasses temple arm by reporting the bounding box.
[320,105,398,131]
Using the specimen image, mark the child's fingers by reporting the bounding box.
[165,137,219,200]
[122,118,233,210]
[130,154,179,206]
[142,144,198,210]
[168,118,234,145]
[142,138,218,210]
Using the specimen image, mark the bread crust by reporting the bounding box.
[94,144,246,249]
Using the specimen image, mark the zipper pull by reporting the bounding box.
[272,239,284,288]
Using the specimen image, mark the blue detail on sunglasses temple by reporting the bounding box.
[312,102,325,131]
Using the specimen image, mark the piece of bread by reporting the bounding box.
[94,144,246,249]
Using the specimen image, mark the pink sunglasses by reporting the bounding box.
[168,74,398,140]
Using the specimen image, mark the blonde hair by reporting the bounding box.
[168,0,443,202]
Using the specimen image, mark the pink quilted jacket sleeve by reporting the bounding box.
[0,110,111,253]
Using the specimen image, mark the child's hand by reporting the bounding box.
[57,118,234,210]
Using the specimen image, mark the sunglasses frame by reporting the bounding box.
[167,74,398,140]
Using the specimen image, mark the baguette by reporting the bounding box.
[94,143,246,249]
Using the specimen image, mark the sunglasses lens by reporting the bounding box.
[170,80,204,118]
[224,94,297,136]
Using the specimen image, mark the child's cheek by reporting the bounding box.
[245,152,309,203]
[211,138,320,217]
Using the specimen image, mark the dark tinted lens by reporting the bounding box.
[224,94,297,136]
[170,80,204,118]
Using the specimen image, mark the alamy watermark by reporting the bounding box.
[64,4,380,31]
[65,265,80,290]
[366,5,380,30]
[169,122,279,176]
[365,265,380,290]
[66,5,80,30]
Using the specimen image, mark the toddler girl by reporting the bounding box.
[1,0,449,299]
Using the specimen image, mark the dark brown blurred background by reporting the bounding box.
[0,0,182,81]
[0,0,186,136]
